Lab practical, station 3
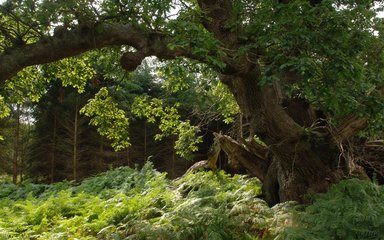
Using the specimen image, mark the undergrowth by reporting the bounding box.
[1,164,383,240]
[280,179,384,240]
[0,163,286,240]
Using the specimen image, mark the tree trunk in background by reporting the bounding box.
[98,137,104,172]
[73,97,79,182]
[239,113,244,139]
[144,121,147,162]
[12,105,20,184]
[126,148,130,167]
[50,116,57,183]
[172,136,176,178]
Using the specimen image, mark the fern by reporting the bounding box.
[0,163,292,239]
[280,179,384,240]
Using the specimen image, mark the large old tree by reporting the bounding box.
[1,0,384,205]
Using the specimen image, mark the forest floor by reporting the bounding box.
[0,163,383,240]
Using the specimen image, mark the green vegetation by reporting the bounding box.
[1,164,383,240]
[282,179,384,240]
[0,163,276,239]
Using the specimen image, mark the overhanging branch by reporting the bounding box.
[0,22,195,83]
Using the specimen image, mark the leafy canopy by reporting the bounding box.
[1,0,384,141]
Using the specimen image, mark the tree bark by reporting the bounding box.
[220,72,354,204]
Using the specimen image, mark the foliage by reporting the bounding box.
[42,56,96,94]
[0,95,10,140]
[281,179,384,240]
[0,163,292,240]
[1,0,384,138]
[248,0,384,128]
[158,58,239,124]
[0,95,9,119]
[167,14,226,70]
[81,87,130,151]
[3,55,94,105]
[2,165,383,240]
[3,67,43,103]
[132,95,202,159]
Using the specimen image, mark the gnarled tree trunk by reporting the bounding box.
[209,69,371,205]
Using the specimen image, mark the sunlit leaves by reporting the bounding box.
[173,121,202,156]
[81,87,130,151]
[3,55,95,105]
[0,95,10,141]
[4,66,47,103]
[0,165,280,239]
[210,82,240,124]
[0,95,10,119]
[42,55,96,93]
[158,58,215,93]
[132,95,202,159]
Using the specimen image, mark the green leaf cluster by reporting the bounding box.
[42,56,96,94]
[81,87,130,151]
[3,55,94,106]
[0,95,10,119]
[166,5,226,70]
[132,95,202,159]
[4,66,47,103]
[102,0,173,29]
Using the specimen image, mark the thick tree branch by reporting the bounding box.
[238,137,269,161]
[196,0,237,45]
[334,116,368,143]
[0,22,194,83]
[185,135,222,173]
[214,132,270,181]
